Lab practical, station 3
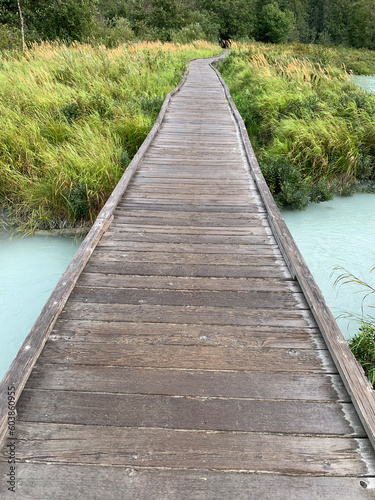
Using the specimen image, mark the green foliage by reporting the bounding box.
[200,0,257,39]
[333,263,375,386]
[93,17,134,47]
[66,180,90,220]
[1,0,375,49]
[260,154,334,209]
[220,43,375,210]
[0,40,220,232]
[258,2,295,43]
[0,22,21,50]
[349,321,375,387]
[0,0,99,44]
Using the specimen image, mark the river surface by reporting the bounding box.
[351,74,375,93]
[0,232,81,381]
[282,193,375,339]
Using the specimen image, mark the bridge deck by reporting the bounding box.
[1,57,375,498]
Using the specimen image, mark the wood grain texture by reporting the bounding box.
[5,422,375,475]
[17,389,363,436]
[0,464,374,500]
[50,319,325,349]
[37,340,335,372]
[25,364,348,401]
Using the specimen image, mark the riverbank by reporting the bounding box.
[219,42,375,210]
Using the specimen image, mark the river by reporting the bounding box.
[0,232,81,381]
[282,193,375,339]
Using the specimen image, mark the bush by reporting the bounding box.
[349,322,375,387]
[219,42,375,209]
[258,2,295,44]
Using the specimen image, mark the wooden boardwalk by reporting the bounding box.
[1,56,375,498]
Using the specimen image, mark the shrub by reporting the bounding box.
[348,322,375,387]
[219,42,375,208]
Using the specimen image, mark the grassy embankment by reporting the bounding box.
[219,42,375,210]
[0,41,221,233]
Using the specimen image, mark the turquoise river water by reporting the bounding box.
[282,193,375,339]
[0,233,81,381]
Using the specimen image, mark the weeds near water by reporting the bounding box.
[333,264,375,387]
[220,43,375,209]
[348,321,375,387]
[0,41,220,232]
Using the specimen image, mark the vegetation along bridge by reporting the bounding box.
[1,55,375,499]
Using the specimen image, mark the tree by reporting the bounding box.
[148,0,179,40]
[258,1,295,43]
[16,0,25,50]
[348,1,375,49]
[26,0,99,41]
[200,0,257,40]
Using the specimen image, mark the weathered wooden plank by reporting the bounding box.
[0,464,373,500]
[127,184,253,192]
[25,364,347,401]
[117,202,266,213]
[133,176,250,184]
[60,302,314,327]
[85,260,291,279]
[112,215,267,228]
[76,273,298,292]
[102,231,275,245]
[113,207,265,220]
[51,319,325,349]
[6,422,375,475]
[97,238,280,255]
[69,286,309,310]
[107,223,271,235]
[89,249,284,266]
[17,389,363,436]
[37,341,334,372]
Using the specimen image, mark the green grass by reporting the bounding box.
[348,321,375,387]
[333,264,375,387]
[0,40,221,233]
[219,42,375,210]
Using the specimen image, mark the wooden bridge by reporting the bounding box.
[1,55,375,499]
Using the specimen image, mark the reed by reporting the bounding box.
[0,41,220,233]
[220,42,375,209]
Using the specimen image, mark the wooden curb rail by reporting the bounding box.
[210,61,375,451]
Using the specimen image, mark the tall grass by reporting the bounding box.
[220,42,375,209]
[333,264,375,386]
[0,41,221,233]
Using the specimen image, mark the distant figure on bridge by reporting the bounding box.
[218,38,232,49]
